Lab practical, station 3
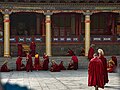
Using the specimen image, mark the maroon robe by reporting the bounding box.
[111,56,117,66]
[88,47,94,61]
[42,55,49,70]
[16,57,22,71]
[34,56,41,70]
[50,63,60,72]
[30,42,36,56]
[1,64,10,72]
[66,49,74,56]
[107,56,117,73]
[99,55,109,84]
[107,62,116,73]
[80,48,85,56]
[17,43,22,57]
[59,61,66,70]
[72,55,78,70]
[67,62,74,70]
[26,54,33,72]
[88,57,104,89]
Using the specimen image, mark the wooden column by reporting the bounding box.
[84,10,92,56]
[44,12,52,56]
[2,9,11,57]
[36,14,40,34]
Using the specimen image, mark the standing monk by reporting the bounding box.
[88,44,95,61]
[26,52,33,72]
[72,54,78,70]
[17,43,22,57]
[30,42,36,57]
[88,53,104,90]
[34,53,41,71]
[16,56,25,71]
[42,53,49,70]
[98,49,109,85]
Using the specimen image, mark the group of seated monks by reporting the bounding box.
[0,52,79,72]
[1,48,117,73]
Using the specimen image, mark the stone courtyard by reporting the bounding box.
[1,69,120,90]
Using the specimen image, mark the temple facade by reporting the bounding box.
[0,0,120,57]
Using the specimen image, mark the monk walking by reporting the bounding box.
[98,49,109,85]
[88,53,104,90]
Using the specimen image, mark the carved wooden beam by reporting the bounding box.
[0,3,119,13]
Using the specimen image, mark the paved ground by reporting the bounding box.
[0,69,120,90]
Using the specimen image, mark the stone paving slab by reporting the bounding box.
[0,69,120,90]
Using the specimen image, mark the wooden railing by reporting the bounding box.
[0,35,119,44]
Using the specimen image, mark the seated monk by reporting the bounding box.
[34,53,42,71]
[16,56,25,71]
[111,56,117,66]
[107,56,117,73]
[67,60,74,70]
[1,61,10,72]
[50,60,60,72]
[66,48,75,56]
[58,61,66,70]
[79,47,85,56]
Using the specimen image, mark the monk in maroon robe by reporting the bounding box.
[107,56,117,73]
[34,53,41,71]
[42,53,49,70]
[1,61,10,72]
[67,60,74,70]
[72,54,78,70]
[98,49,109,85]
[80,47,85,56]
[59,61,66,70]
[66,48,74,56]
[88,53,104,89]
[30,42,36,57]
[111,56,117,66]
[88,44,95,61]
[16,56,25,71]
[17,43,22,57]
[26,53,33,72]
[50,60,60,72]
[107,60,116,73]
